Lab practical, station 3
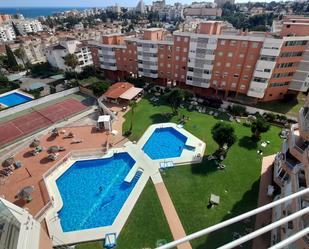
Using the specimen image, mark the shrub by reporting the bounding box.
[229,105,247,116]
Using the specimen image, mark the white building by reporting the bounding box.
[0,197,52,249]
[46,39,93,72]
[20,38,47,64]
[0,24,16,41]
[13,19,43,35]
[136,0,146,13]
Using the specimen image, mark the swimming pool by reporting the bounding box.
[56,152,141,232]
[0,92,33,107]
[142,127,188,160]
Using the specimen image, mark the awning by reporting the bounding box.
[120,87,143,100]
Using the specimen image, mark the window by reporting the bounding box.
[175,65,179,69]
[231,83,237,88]
[160,63,163,67]
[182,57,186,62]
[264,68,271,73]
[223,72,228,78]
[226,62,231,67]
[253,77,267,83]
[159,45,164,49]
[270,82,290,87]
[273,72,294,78]
[240,84,246,90]
[230,40,237,46]
[176,56,180,61]
[218,51,224,56]
[129,50,132,53]
[249,54,255,60]
[285,40,307,46]
[221,81,226,86]
[243,75,248,80]
[184,37,189,43]
[246,65,252,69]
[252,42,258,48]
[217,62,221,66]
[260,55,276,61]
[228,52,233,57]
[160,54,164,58]
[281,51,303,57]
[167,64,171,68]
[276,62,295,68]
[181,75,185,79]
[183,48,187,52]
[175,73,178,77]
[212,80,218,86]
[176,47,180,52]
[237,64,242,68]
[242,41,248,47]
[220,40,226,45]
[177,36,181,42]
[239,53,244,58]
[234,74,239,78]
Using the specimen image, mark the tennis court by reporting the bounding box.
[0,99,87,147]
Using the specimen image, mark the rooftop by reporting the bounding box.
[103,82,134,99]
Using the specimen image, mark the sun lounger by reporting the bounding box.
[160,161,174,169]
[104,233,117,248]
[72,139,83,144]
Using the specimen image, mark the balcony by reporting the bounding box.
[298,107,309,140]
[261,48,281,57]
[284,151,303,174]
[99,50,115,56]
[137,55,157,62]
[288,124,307,162]
[137,46,157,54]
[138,63,157,71]
[101,63,117,71]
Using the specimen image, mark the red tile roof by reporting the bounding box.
[103,82,134,99]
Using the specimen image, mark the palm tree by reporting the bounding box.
[165,88,193,114]
[129,100,137,132]
[63,53,79,79]
[251,117,270,140]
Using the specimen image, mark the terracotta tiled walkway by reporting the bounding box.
[155,182,192,249]
[252,154,276,249]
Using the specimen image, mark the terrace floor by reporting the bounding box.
[0,124,127,216]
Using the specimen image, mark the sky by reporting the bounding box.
[0,0,280,8]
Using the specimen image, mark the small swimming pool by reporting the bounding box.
[142,127,188,160]
[56,152,141,232]
[0,92,33,107]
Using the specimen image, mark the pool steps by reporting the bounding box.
[124,166,144,184]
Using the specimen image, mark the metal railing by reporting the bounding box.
[156,188,309,249]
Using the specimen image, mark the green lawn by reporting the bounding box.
[76,181,172,249]
[123,96,282,248]
[256,93,306,117]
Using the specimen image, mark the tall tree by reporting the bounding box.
[63,53,79,78]
[165,88,193,114]
[211,122,236,150]
[5,45,18,69]
[250,117,270,140]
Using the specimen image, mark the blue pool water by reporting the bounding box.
[0,92,32,107]
[56,152,141,232]
[142,127,188,160]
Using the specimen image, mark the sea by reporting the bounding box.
[0,7,91,18]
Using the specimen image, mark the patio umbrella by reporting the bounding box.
[2,157,14,167]
[30,138,40,148]
[17,186,34,200]
[48,146,59,153]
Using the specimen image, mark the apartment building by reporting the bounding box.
[272,95,309,248]
[0,24,16,42]
[90,19,309,103]
[0,14,11,25]
[18,37,47,64]
[13,19,43,35]
[46,39,93,72]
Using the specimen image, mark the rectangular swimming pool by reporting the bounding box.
[0,92,33,107]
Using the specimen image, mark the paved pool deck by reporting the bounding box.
[155,182,192,249]
[252,154,276,249]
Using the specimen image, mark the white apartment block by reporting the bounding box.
[47,39,93,72]
[21,39,47,64]
[0,24,16,42]
[14,19,43,35]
